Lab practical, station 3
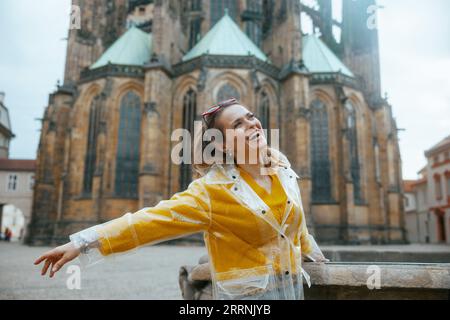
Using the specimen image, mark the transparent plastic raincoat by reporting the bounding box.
[70,157,326,300]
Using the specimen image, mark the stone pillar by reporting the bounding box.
[27,87,73,245]
[333,88,350,244]
[139,101,163,208]
[263,0,302,69]
[140,66,173,207]
[280,73,311,218]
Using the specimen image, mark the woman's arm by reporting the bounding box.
[35,179,211,275]
[72,179,211,266]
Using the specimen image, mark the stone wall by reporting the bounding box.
[179,255,450,300]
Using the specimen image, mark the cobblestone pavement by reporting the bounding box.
[0,242,206,300]
[2,242,449,300]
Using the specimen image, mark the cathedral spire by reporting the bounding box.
[341,0,382,100]
[262,0,302,68]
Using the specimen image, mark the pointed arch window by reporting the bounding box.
[180,89,197,191]
[310,99,332,202]
[115,91,142,198]
[345,101,362,203]
[83,95,101,195]
[217,83,240,102]
[211,0,238,26]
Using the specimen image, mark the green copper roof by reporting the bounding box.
[90,27,152,69]
[182,11,269,62]
[302,34,354,77]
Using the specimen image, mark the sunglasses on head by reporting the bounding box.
[202,97,238,122]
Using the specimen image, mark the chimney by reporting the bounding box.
[0,92,4,104]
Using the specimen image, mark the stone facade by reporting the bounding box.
[0,161,36,241]
[0,92,14,159]
[27,0,405,246]
[179,254,450,300]
[404,136,450,244]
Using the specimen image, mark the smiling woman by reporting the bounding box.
[34,97,327,300]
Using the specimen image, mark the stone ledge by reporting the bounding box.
[304,262,450,289]
[179,255,450,300]
[321,245,450,263]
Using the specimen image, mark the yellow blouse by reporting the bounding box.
[237,167,287,225]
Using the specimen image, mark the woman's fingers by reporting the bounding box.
[34,253,48,265]
[49,261,56,278]
[50,256,68,278]
[41,259,52,276]
[35,244,79,278]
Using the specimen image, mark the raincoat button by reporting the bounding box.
[234,187,238,191]
[232,175,236,179]
[285,271,290,275]
[261,210,266,214]
[287,200,291,204]
[281,235,285,239]
[289,175,293,179]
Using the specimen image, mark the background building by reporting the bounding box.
[0,92,14,159]
[0,92,36,241]
[404,176,429,243]
[404,135,450,244]
[27,0,405,246]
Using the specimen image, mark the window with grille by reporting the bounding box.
[434,174,442,200]
[245,0,263,46]
[7,174,17,191]
[310,99,332,202]
[211,0,238,26]
[345,101,362,203]
[115,91,142,198]
[83,95,101,195]
[189,18,202,49]
[180,89,197,191]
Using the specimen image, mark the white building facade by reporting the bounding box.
[404,136,450,244]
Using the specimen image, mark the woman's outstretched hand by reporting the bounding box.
[34,242,81,278]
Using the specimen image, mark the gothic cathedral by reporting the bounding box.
[27,0,406,246]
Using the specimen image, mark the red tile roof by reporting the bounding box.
[426,135,450,157]
[0,159,36,172]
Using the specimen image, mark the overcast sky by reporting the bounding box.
[0,0,449,180]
